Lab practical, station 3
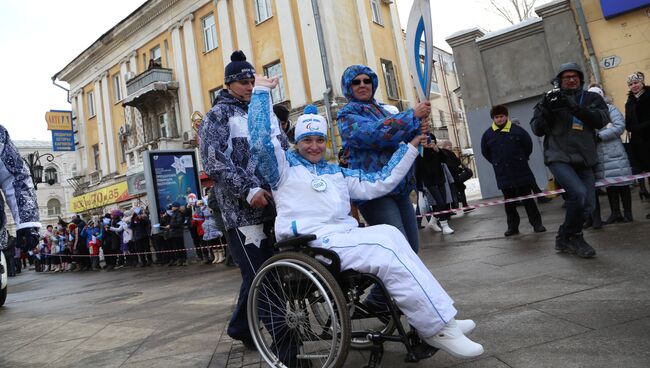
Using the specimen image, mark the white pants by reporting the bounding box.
[319,224,456,337]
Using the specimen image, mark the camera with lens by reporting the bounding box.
[544,79,568,110]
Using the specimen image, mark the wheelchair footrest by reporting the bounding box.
[408,342,439,362]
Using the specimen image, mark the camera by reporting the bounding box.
[544,79,566,109]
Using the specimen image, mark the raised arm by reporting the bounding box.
[247,81,289,190]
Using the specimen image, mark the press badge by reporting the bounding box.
[572,117,584,131]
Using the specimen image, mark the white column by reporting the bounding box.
[93,77,109,174]
[296,0,326,102]
[232,0,253,57]
[101,72,117,174]
[276,0,307,106]
[216,0,234,68]
[319,2,344,97]
[119,60,129,95]
[354,0,383,102]
[182,14,205,115]
[389,2,415,104]
[129,51,138,75]
[170,22,192,135]
[71,91,87,174]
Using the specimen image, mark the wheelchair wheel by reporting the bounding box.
[248,252,351,368]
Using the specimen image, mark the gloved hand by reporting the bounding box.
[16,227,40,251]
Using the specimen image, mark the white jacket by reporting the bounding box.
[248,87,418,241]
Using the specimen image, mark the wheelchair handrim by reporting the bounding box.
[248,260,343,367]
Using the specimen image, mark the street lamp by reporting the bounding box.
[22,151,54,190]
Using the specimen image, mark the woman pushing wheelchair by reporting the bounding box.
[247,75,484,360]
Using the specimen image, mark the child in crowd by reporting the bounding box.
[201,206,224,264]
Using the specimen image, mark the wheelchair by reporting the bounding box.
[247,234,439,368]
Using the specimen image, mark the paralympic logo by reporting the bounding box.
[305,121,320,131]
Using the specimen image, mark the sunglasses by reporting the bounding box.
[351,78,372,86]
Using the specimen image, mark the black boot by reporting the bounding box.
[620,186,633,222]
[567,233,596,258]
[604,188,623,224]
[555,234,571,253]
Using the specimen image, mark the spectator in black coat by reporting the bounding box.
[482,105,546,237]
[166,202,186,266]
[130,207,151,267]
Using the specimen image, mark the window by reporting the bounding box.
[439,110,446,127]
[380,59,399,100]
[93,144,100,171]
[370,0,383,25]
[159,113,169,138]
[71,164,77,177]
[87,91,95,118]
[202,13,218,52]
[112,74,122,101]
[254,0,273,24]
[264,62,286,103]
[150,46,161,65]
[47,198,61,216]
[44,167,58,184]
[209,86,223,105]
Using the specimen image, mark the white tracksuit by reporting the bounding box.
[248,87,456,337]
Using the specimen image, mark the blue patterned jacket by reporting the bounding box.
[337,65,420,199]
[248,87,418,240]
[198,89,288,230]
[0,125,41,247]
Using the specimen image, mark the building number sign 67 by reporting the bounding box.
[600,55,621,69]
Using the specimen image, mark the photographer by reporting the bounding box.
[531,62,608,258]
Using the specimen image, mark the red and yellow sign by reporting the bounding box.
[45,110,73,131]
[70,182,130,213]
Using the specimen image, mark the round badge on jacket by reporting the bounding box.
[311,178,327,192]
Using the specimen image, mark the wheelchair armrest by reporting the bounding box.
[275,234,317,251]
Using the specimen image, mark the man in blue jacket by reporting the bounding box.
[482,105,545,237]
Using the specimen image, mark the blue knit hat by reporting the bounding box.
[225,51,255,84]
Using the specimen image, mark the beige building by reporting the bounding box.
[4,141,77,233]
[575,0,650,109]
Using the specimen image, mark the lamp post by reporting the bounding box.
[22,151,54,190]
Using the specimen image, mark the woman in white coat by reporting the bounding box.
[588,85,633,224]
[247,75,484,360]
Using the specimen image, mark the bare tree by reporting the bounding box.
[487,0,539,25]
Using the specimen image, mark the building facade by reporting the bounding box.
[428,45,470,149]
[447,0,649,199]
[4,141,77,233]
[54,0,436,214]
[576,0,650,110]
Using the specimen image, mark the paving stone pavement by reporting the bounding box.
[1,190,649,367]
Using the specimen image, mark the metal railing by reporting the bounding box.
[126,68,173,96]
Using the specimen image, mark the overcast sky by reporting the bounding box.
[0,0,543,141]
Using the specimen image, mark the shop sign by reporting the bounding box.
[70,181,130,213]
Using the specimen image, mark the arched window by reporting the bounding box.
[47,198,61,216]
[44,167,58,184]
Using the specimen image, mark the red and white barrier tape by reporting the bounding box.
[37,243,226,258]
[419,171,650,217]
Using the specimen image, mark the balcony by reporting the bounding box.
[126,68,174,96]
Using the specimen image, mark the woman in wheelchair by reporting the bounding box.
[248,75,484,362]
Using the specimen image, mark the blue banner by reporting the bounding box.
[600,0,650,19]
[52,130,75,151]
[150,151,201,211]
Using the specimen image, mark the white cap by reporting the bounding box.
[295,105,327,142]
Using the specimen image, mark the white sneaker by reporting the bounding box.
[456,319,476,335]
[428,219,442,232]
[440,220,455,235]
[424,319,484,359]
